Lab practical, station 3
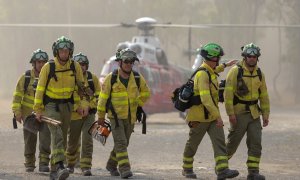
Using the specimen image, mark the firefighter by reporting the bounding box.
[66,53,101,176]
[97,48,150,178]
[225,43,270,180]
[33,36,88,180]
[182,43,239,179]
[12,49,50,172]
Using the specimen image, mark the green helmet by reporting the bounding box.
[241,43,261,57]
[30,49,48,63]
[115,48,139,62]
[73,52,89,65]
[200,43,224,60]
[52,36,74,57]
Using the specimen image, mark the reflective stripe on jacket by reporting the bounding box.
[12,69,35,116]
[224,60,270,119]
[97,69,150,124]
[186,62,221,122]
[33,57,85,113]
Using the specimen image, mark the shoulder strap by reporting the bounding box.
[24,70,31,92]
[237,64,243,80]
[132,70,140,89]
[70,60,76,73]
[45,60,56,91]
[257,67,262,81]
[111,69,118,86]
[86,71,95,93]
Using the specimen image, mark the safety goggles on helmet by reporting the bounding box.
[33,52,48,61]
[74,55,88,63]
[245,48,259,56]
[57,41,72,49]
[32,52,48,61]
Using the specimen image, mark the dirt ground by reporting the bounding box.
[0,98,300,180]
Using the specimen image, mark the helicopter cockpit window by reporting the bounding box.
[156,48,168,66]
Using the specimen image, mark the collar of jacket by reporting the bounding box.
[240,59,258,73]
[201,61,215,75]
[54,57,72,69]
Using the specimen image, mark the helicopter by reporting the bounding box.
[99,17,192,114]
[1,17,299,113]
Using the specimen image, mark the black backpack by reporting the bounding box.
[171,67,216,112]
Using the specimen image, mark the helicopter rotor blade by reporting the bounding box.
[153,23,300,29]
[0,23,123,28]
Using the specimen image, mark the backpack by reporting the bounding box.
[171,67,216,112]
[218,64,262,103]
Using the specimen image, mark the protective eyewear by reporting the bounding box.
[57,41,72,49]
[73,55,88,62]
[33,52,48,60]
[245,48,259,56]
[123,59,134,64]
[246,55,257,59]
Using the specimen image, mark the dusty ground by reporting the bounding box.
[0,99,300,180]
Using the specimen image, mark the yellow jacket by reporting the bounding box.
[186,62,221,122]
[97,69,150,124]
[71,71,101,120]
[224,60,270,119]
[12,69,36,117]
[33,57,86,113]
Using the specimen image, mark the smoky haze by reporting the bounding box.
[1,0,300,106]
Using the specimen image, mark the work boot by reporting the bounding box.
[247,170,265,180]
[217,168,239,180]
[182,169,197,179]
[82,168,92,176]
[39,165,50,172]
[25,166,35,172]
[106,165,120,176]
[67,166,74,174]
[120,170,133,179]
[56,162,69,180]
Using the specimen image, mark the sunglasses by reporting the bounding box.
[79,63,87,66]
[33,52,48,60]
[246,55,257,58]
[123,59,134,64]
[57,41,72,49]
